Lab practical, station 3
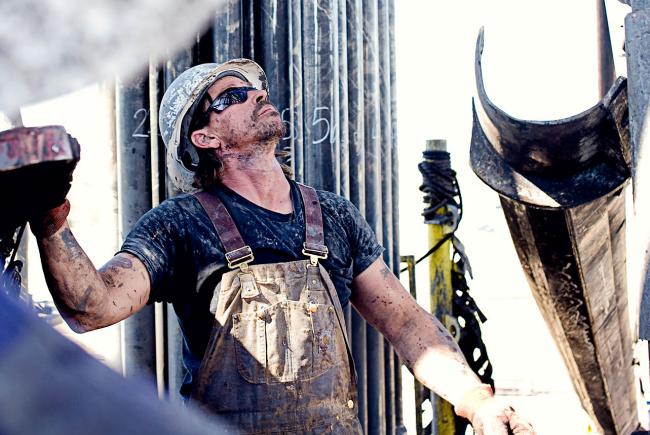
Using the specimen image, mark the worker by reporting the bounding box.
[31,59,535,435]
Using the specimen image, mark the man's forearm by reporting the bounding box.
[36,223,150,332]
[352,259,483,406]
[394,308,483,406]
[36,223,112,332]
[354,260,535,434]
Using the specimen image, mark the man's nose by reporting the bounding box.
[253,89,268,103]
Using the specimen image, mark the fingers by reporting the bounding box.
[471,403,514,435]
[471,403,535,435]
[504,407,536,435]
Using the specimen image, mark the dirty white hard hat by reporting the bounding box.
[159,59,268,193]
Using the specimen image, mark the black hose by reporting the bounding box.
[400,150,462,272]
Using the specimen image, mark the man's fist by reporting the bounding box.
[455,384,536,435]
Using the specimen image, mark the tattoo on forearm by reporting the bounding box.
[59,228,83,257]
[380,264,392,280]
[99,256,133,274]
[76,286,94,311]
[111,257,133,269]
[99,256,135,290]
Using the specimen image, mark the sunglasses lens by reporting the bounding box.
[211,87,256,113]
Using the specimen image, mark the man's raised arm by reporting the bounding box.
[33,212,150,333]
[351,258,535,435]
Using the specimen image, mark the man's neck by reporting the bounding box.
[219,148,292,214]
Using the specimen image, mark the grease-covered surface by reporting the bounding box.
[501,191,637,435]
[470,29,630,210]
[468,26,637,435]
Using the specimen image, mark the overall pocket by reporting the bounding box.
[232,300,339,384]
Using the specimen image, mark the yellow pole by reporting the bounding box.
[425,139,455,435]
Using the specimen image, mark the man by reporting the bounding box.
[32,59,534,434]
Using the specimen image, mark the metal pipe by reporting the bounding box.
[160,48,196,398]
[149,60,167,398]
[378,0,393,274]
[256,0,293,160]
[347,0,365,213]
[424,139,456,435]
[243,0,255,59]
[377,0,395,431]
[164,307,184,401]
[116,70,156,383]
[338,0,350,199]
[289,0,305,182]
[346,0,367,429]
[352,308,368,433]
[596,0,616,98]
[383,341,396,434]
[302,0,340,193]
[212,0,245,62]
[363,1,386,433]
[388,1,405,432]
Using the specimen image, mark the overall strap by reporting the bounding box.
[193,191,253,270]
[296,183,329,264]
[195,184,329,269]
[296,184,358,389]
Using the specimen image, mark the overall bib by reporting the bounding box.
[191,184,363,434]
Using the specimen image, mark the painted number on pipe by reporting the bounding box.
[312,106,330,145]
[281,108,298,141]
[132,108,150,138]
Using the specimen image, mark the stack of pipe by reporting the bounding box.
[115,0,402,433]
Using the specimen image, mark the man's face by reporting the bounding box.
[202,75,283,149]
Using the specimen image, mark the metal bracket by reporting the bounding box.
[302,243,328,266]
[225,245,255,270]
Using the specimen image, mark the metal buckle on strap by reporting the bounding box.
[225,246,255,270]
[302,243,328,266]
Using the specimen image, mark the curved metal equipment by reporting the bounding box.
[470,29,637,435]
[0,126,80,237]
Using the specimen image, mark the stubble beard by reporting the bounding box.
[250,102,285,143]
[220,102,285,156]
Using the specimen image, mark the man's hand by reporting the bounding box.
[0,125,80,237]
[455,384,535,434]
[11,125,81,238]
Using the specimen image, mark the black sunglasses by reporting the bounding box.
[206,86,258,114]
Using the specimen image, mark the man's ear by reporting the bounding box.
[190,128,221,150]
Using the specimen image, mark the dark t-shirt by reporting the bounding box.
[119,180,383,396]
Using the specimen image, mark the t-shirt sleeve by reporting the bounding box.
[343,200,384,277]
[118,201,184,304]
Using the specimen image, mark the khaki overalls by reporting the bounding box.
[191,184,363,434]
